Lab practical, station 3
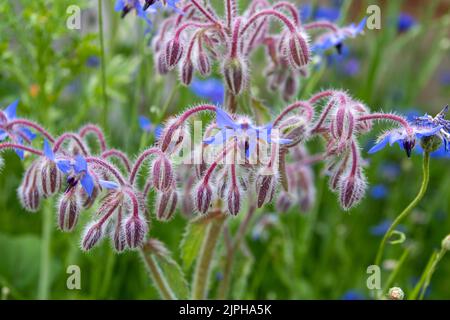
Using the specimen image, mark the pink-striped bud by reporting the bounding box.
[157,53,169,74]
[155,188,178,221]
[195,182,213,214]
[37,159,62,197]
[339,170,366,210]
[57,190,81,232]
[151,154,174,191]
[180,58,194,85]
[124,214,148,248]
[112,208,126,252]
[223,57,247,95]
[227,186,241,216]
[18,162,41,213]
[284,32,310,69]
[81,222,103,251]
[276,192,293,213]
[165,38,184,69]
[327,156,350,192]
[278,116,308,146]
[196,51,211,76]
[331,105,355,145]
[255,170,278,208]
[283,74,298,101]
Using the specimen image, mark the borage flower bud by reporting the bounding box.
[38,159,62,197]
[159,118,189,155]
[151,154,174,191]
[124,214,148,249]
[222,57,247,95]
[57,190,81,232]
[226,186,241,216]
[180,59,194,86]
[196,51,211,77]
[165,38,184,69]
[285,32,310,69]
[18,162,41,213]
[327,156,350,192]
[157,53,169,75]
[112,209,126,252]
[81,222,103,251]
[276,192,293,213]
[279,116,308,146]
[195,182,213,214]
[255,169,278,208]
[331,105,355,146]
[283,75,298,101]
[155,188,178,221]
[338,170,366,210]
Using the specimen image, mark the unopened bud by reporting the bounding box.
[339,171,366,210]
[38,159,62,197]
[81,222,103,251]
[58,190,81,232]
[420,135,442,154]
[388,287,404,300]
[195,182,213,214]
[196,51,211,76]
[331,105,355,144]
[112,211,127,252]
[157,53,169,75]
[255,170,278,208]
[222,57,247,95]
[227,186,241,216]
[285,32,310,69]
[18,162,41,213]
[124,214,147,249]
[155,188,178,221]
[165,38,184,69]
[283,75,298,101]
[276,192,293,213]
[180,59,194,85]
[152,154,174,191]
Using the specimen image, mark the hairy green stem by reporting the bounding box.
[37,199,53,299]
[192,213,226,300]
[98,0,109,129]
[375,152,430,267]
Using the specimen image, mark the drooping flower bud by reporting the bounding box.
[276,192,293,213]
[226,186,241,216]
[284,32,310,69]
[81,222,103,251]
[388,287,404,300]
[180,58,194,86]
[151,154,174,191]
[196,51,211,76]
[255,169,278,208]
[124,214,148,249]
[57,190,81,232]
[37,159,62,197]
[330,104,355,146]
[165,38,184,69]
[18,161,41,213]
[222,57,247,95]
[159,118,189,155]
[195,182,213,214]
[327,155,350,192]
[157,53,169,75]
[155,188,178,221]
[112,207,126,252]
[338,170,366,210]
[296,166,316,212]
[282,74,298,101]
[279,116,308,146]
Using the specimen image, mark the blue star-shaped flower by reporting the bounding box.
[115,0,154,25]
[139,116,163,138]
[204,108,291,158]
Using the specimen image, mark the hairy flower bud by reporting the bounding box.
[222,57,247,95]
[165,38,184,69]
[112,208,126,252]
[285,32,310,69]
[155,188,178,221]
[157,53,169,74]
[124,214,148,248]
[331,105,355,145]
[81,222,103,251]
[18,162,41,213]
[180,59,194,85]
[227,186,241,216]
[279,116,308,146]
[339,170,366,210]
[276,192,293,213]
[38,159,62,197]
[196,51,211,76]
[151,154,174,191]
[195,182,213,214]
[283,74,298,101]
[57,190,81,232]
[255,169,278,208]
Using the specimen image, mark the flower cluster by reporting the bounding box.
[151,0,365,102]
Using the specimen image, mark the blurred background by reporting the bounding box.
[0,0,449,299]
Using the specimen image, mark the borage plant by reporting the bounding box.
[1,0,448,300]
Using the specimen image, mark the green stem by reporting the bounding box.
[98,0,108,129]
[139,249,176,300]
[37,199,53,299]
[192,213,226,300]
[381,248,410,297]
[375,152,430,267]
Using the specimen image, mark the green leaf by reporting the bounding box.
[180,216,210,272]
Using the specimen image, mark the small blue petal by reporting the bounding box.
[81,173,95,197]
[43,139,54,160]
[114,0,126,12]
[20,127,37,141]
[154,125,163,139]
[56,160,72,174]
[74,155,87,173]
[368,136,389,154]
[4,99,19,120]
[216,108,239,130]
[139,116,152,132]
[99,179,120,190]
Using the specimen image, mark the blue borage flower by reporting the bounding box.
[397,12,417,33]
[368,107,450,157]
[44,140,119,197]
[190,78,225,105]
[204,108,292,158]
[0,100,37,159]
[115,0,182,26]
[139,116,163,138]
[370,184,388,199]
[311,17,367,54]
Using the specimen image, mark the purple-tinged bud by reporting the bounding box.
[255,169,278,208]
[222,57,247,95]
[180,59,194,86]
[339,170,366,211]
[196,51,211,76]
[165,38,184,69]
[296,166,316,212]
[283,74,298,101]
[155,188,178,221]
[327,155,350,192]
[157,53,169,75]
[38,159,62,197]
[112,208,126,252]
[331,105,355,144]
[159,118,189,155]
[18,162,41,213]
[279,116,308,146]
[195,182,213,214]
[124,214,148,249]
[285,32,310,69]
[151,154,174,191]
[81,222,103,251]
[181,176,195,217]
[57,190,81,232]
[227,186,241,216]
[276,192,293,213]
